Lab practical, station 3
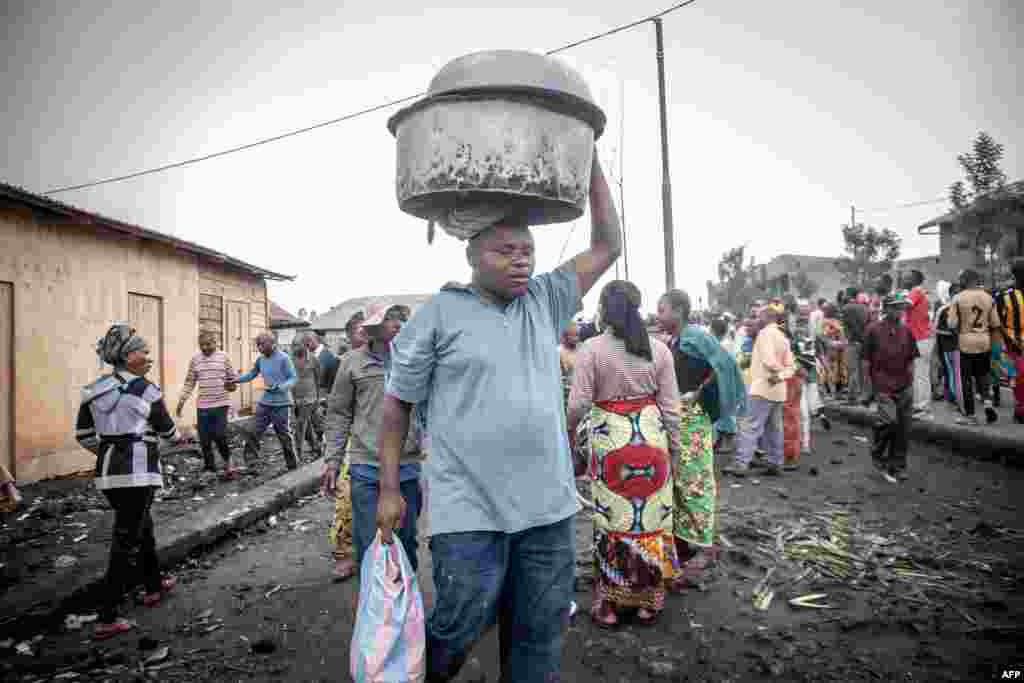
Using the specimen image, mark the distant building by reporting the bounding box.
[311,294,434,352]
[756,252,945,304]
[270,302,310,347]
[918,179,1024,287]
[0,182,292,481]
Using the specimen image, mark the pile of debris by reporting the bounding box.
[720,505,1022,613]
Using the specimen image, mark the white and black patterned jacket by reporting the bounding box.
[75,371,178,490]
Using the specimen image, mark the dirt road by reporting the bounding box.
[4,419,1022,681]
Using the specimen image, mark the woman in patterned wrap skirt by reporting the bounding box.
[569,281,682,628]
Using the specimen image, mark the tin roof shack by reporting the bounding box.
[312,294,434,352]
[270,302,311,348]
[0,182,292,482]
[918,180,1024,288]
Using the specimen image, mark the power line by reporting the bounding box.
[860,196,948,213]
[43,93,424,195]
[545,0,699,55]
[43,0,700,195]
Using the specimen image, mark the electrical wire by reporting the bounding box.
[860,196,948,213]
[43,0,700,195]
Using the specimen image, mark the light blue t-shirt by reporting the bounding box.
[386,269,582,536]
[237,350,297,407]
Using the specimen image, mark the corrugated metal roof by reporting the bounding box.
[0,181,294,281]
[269,302,310,329]
[311,293,435,331]
[918,180,1024,233]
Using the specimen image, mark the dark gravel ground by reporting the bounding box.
[0,427,322,632]
[2,418,1023,682]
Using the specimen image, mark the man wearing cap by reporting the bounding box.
[863,291,918,482]
[376,154,621,682]
[320,303,421,580]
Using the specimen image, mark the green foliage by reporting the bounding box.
[949,131,1012,269]
[714,245,767,314]
[836,223,902,288]
[791,270,819,299]
[955,131,1007,201]
[949,180,968,210]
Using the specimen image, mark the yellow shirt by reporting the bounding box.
[948,288,1002,355]
[749,324,795,402]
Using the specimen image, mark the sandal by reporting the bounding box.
[675,549,713,588]
[333,559,357,582]
[94,619,133,640]
[635,608,658,626]
[143,575,177,607]
[590,603,618,629]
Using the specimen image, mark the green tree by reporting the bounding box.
[948,131,1013,278]
[836,223,902,288]
[954,131,1007,201]
[791,270,819,299]
[714,245,768,314]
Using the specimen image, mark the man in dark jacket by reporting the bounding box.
[304,332,337,447]
[841,287,870,405]
[306,333,338,393]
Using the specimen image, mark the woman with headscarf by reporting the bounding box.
[568,281,681,627]
[656,289,746,589]
[75,323,182,640]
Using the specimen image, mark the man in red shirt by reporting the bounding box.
[902,270,932,416]
[864,291,919,482]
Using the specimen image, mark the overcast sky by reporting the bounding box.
[3,0,1021,318]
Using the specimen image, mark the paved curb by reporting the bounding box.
[824,403,1023,458]
[0,455,324,639]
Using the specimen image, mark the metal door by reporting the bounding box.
[128,293,164,388]
[0,283,11,478]
[225,301,252,414]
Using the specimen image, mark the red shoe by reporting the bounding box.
[94,619,133,640]
[143,576,177,607]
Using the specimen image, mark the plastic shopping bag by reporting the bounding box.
[350,531,425,683]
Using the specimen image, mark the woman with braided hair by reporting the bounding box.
[568,280,681,627]
[75,323,184,640]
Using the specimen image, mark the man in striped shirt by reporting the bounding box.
[176,331,239,477]
[996,258,1024,424]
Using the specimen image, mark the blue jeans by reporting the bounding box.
[426,516,575,683]
[349,476,421,572]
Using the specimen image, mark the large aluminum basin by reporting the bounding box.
[387,50,605,227]
[389,95,596,225]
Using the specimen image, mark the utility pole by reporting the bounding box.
[619,76,629,283]
[653,17,675,291]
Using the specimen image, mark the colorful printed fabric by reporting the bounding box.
[577,396,679,612]
[329,448,354,559]
[992,341,1016,387]
[783,376,803,464]
[673,400,718,548]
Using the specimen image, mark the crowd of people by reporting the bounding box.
[63,150,1023,680]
